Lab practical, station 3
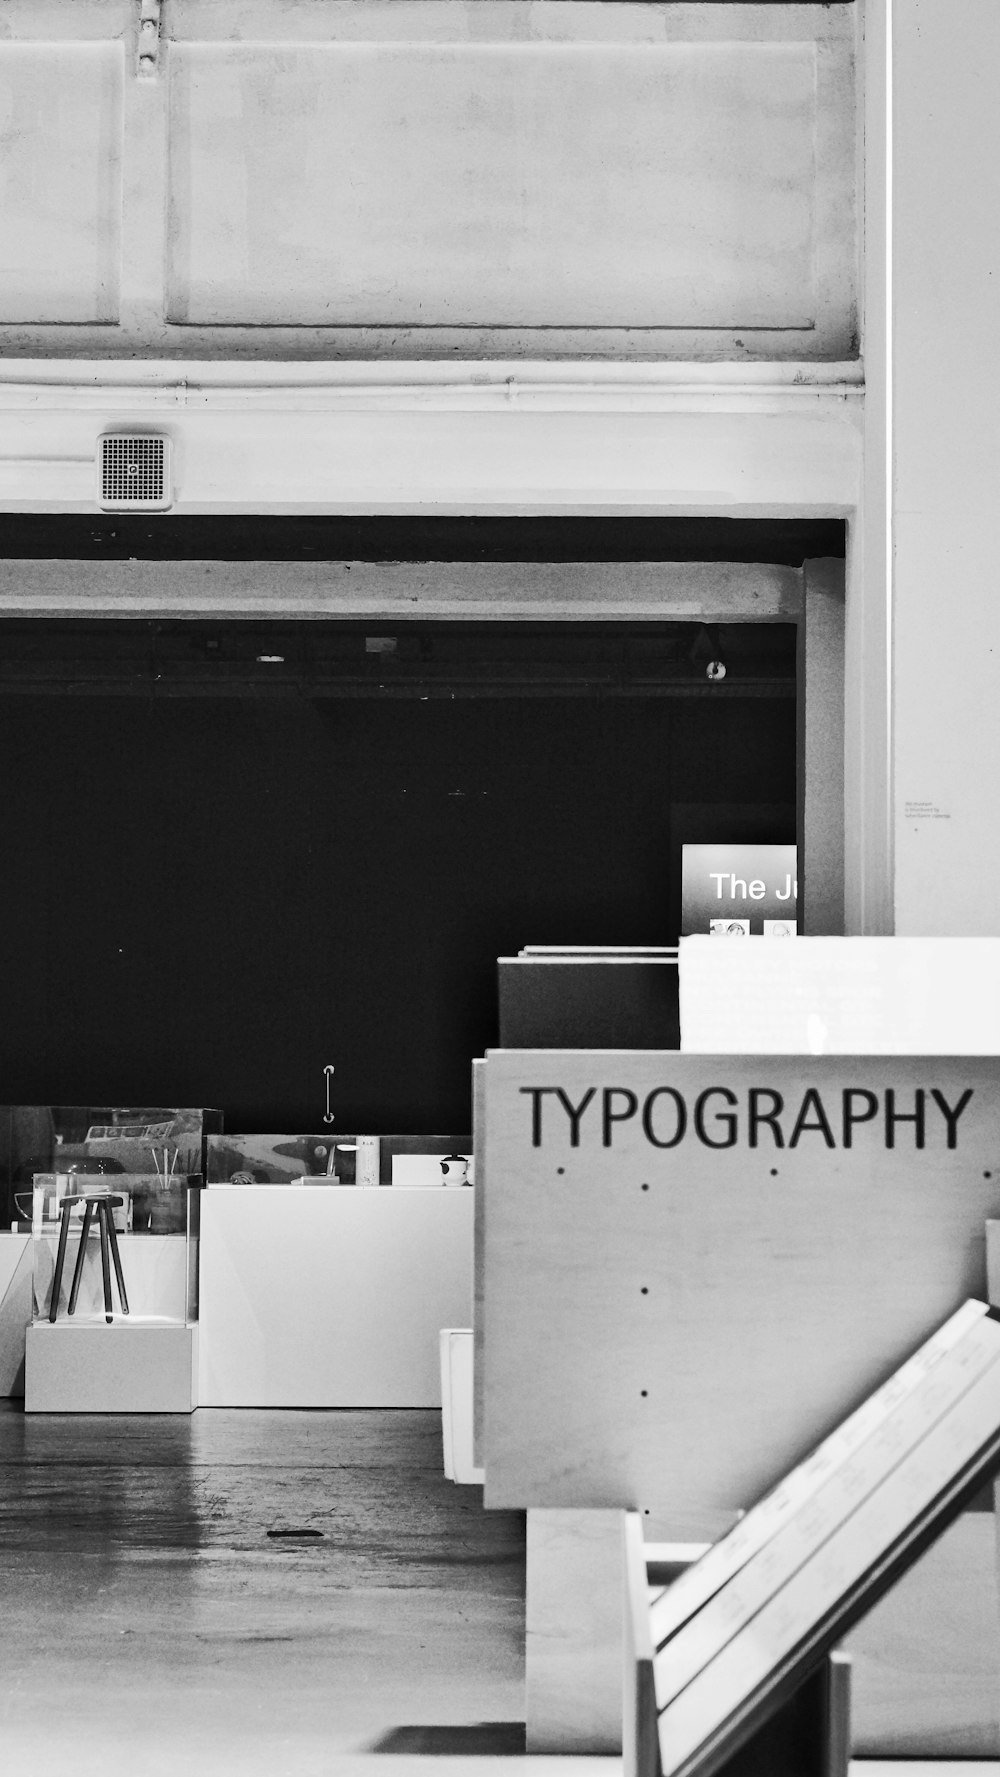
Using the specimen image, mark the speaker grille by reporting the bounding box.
[100,435,170,508]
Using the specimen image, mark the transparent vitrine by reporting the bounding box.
[206,1133,473,1188]
[2,1104,221,1232]
[207,1132,357,1184]
[30,1172,202,1327]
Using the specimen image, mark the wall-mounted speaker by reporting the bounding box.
[97,433,173,510]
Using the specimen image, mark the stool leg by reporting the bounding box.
[97,1203,114,1324]
[105,1210,129,1316]
[67,1201,94,1316]
[48,1202,73,1324]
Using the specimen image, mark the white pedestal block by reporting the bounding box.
[199,1186,474,1406]
[24,1320,198,1413]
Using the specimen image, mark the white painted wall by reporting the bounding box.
[0,362,862,513]
[893,3,1000,933]
[0,0,871,926]
[0,43,121,322]
[0,0,857,361]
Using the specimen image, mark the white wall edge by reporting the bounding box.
[843,0,892,935]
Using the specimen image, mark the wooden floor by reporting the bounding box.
[0,1401,530,1776]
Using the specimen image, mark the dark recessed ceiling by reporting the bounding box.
[0,515,845,565]
[0,618,797,699]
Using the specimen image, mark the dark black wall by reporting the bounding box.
[0,689,794,1130]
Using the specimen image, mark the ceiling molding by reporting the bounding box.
[0,360,865,416]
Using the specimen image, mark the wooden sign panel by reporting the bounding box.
[482,1051,1000,1535]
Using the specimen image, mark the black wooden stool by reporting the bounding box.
[49,1195,130,1326]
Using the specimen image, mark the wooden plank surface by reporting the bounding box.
[525,1507,625,1754]
[623,1512,659,1777]
[844,1512,1000,1757]
[482,1050,1000,1534]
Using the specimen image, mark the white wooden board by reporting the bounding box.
[845,1512,1000,1756]
[680,936,1000,1055]
[526,1508,626,1754]
[482,1050,1000,1535]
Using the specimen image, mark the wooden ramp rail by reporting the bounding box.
[623,1515,852,1777]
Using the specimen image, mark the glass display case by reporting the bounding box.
[206,1133,473,1187]
[31,1172,201,1327]
[1,1104,221,1232]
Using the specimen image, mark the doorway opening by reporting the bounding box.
[0,515,841,1130]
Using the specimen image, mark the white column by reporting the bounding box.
[846,0,893,933]
[892,1,1000,932]
[801,557,847,935]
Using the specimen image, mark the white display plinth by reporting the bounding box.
[0,1233,32,1396]
[199,1185,474,1406]
[24,1319,198,1413]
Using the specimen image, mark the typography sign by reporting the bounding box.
[681,843,797,935]
[482,1050,1000,1529]
[519,1080,973,1152]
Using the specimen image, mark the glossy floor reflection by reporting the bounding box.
[0,1402,526,1776]
[0,1402,990,1777]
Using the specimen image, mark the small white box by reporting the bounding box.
[355,1134,380,1188]
[439,1328,484,1485]
[393,1155,446,1187]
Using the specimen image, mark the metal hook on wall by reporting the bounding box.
[137,0,162,80]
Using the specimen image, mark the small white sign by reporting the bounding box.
[683,844,797,936]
